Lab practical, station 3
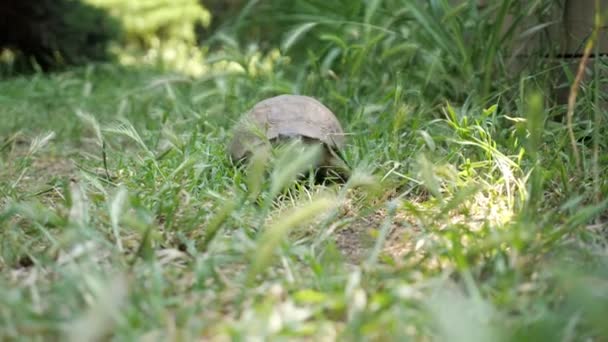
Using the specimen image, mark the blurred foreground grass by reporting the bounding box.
[1,0,608,340]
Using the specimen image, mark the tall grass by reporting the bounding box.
[0,0,606,340]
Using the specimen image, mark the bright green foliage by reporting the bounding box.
[86,0,210,48]
[82,0,211,75]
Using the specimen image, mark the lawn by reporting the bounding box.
[1,1,608,341]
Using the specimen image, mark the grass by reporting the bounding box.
[1,0,608,340]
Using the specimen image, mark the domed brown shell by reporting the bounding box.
[229,94,345,162]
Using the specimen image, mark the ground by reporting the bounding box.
[0,57,607,340]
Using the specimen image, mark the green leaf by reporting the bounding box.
[247,196,337,284]
[281,22,318,53]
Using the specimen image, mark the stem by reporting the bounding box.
[565,0,603,174]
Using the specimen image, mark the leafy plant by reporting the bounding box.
[85,0,211,49]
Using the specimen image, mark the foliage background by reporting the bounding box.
[1,0,210,73]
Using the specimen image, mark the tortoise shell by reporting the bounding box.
[229,94,345,162]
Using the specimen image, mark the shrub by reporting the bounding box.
[84,0,211,50]
[82,0,211,75]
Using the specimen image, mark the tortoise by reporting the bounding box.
[229,94,349,181]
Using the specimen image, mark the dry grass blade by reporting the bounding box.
[75,110,103,147]
[565,1,603,173]
[103,120,153,158]
[27,132,55,157]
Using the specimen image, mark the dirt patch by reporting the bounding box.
[334,223,371,264]
[1,137,77,204]
[335,207,419,264]
[30,154,76,183]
